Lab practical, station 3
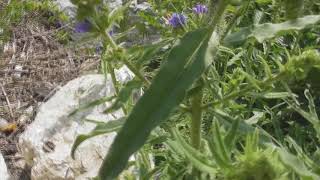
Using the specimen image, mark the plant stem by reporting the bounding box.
[220,0,251,41]
[210,0,231,29]
[190,84,203,178]
[107,61,119,95]
[122,57,150,87]
[106,61,128,114]
[102,30,150,86]
[101,30,191,113]
[201,71,287,109]
[190,87,204,149]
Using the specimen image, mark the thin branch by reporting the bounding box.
[0,83,13,118]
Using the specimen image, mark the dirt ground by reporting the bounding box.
[0,10,100,179]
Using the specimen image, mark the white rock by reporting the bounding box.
[133,2,152,12]
[54,0,76,18]
[108,0,123,9]
[0,153,10,180]
[54,0,123,18]
[19,66,134,180]
[13,65,23,78]
[0,117,9,130]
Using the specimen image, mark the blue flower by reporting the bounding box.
[108,27,114,36]
[168,13,187,28]
[75,20,92,33]
[96,43,104,54]
[193,4,208,14]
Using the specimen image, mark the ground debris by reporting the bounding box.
[0,10,100,180]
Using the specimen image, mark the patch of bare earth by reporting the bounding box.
[0,12,100,180]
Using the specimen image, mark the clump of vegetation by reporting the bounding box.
[226,133,287,180]
[66,0,320,179]
[0,0,69,50]
[2,0,320,179]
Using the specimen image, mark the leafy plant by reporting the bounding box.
[68,0,320,179]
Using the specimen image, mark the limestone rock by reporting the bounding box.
[108,0,123,9]
[54,0,123,18]
[54,0,76,18]
[19,66,134,180]
[0,152,10,180]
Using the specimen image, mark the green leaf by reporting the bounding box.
[104,79,142,113]
[107,3,128,27]
[240,70,262,90]
[304,89,318,119]
[278,148,320,180]
[286,137,319,169]
[69,96,115,117]
[167,128,217,174]
[248,92,291,99]
[213,121,230,163]
[128,39,173,68]
[206,138,230,168]
[71,118,126,159]
[224,117,240,150]
[223,15,320,47]
[99,28,219,179]
[212,109,273,143]
[285,94,320,137]
[244,111,264,125]
[283,0,304,20]
[255,0,272,5]
[258,55,272,78]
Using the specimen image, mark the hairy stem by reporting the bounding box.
[220,0,251,41]
[102,30,150,86]
[190,84,204,178]
[190,87,204,149]
[201,71,287,109]
[106,61,128,114]
[107,61,119,95]
[210,0,231,29]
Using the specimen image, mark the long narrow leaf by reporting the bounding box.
[223,15,320,47]
[278,148,320,180]
[71,118,126,159]
[69,96,115,116]
[99,28,219,179]
[167,129,217,174]
[128,39,173,68]
[224,117,240,151]
[104,79,142,113]
[212,121,231,163]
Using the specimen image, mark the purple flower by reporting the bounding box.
[108,28,114,36]
[96,43,104,54]
[193,4,208,14]
[168,13,187,28]
[75,20,92,33]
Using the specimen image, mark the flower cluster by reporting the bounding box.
[193,4,208,14]
[74,20,114,36]
[75,20,92,33]
[168,4,208,28]
[168,13,187,28]
[75,4,208,31]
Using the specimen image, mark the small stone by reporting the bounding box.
[13,65,23,78]
[0,152,10,180]
[18,106,34,125]
[0,118,9,128]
